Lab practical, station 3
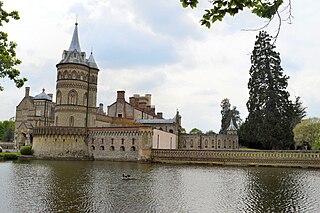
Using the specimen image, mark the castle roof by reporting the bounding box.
[68,22,81,52]
[58,22,99,70]
[33,89,52,101]
[87,52,98,69]
[136,118,176,124]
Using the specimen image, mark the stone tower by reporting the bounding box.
[55,22,99,128]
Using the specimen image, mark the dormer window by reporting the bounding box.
[73,52,77,59]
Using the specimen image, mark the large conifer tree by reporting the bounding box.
[240,31,305,150]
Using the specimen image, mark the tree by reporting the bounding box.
[0,2,27,91]
[293,118,320,150]
[240,31,306,150]
[0,118,15,142]
[189,128,203,135]
[220,98,242,134]
[205,130,216,135]
[179,0,289,28]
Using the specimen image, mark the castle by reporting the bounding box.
[14,23,238,161]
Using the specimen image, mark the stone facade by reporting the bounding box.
[179,133,239,150]
[107,91,163,120]
[87,126,153,161]
[14,87,55,148]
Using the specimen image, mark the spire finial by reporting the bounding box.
[68,21,81,51]
[75,14,78,25]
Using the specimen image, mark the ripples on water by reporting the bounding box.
[1,160,320,213]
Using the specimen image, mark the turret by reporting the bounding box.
[54,22,99,127]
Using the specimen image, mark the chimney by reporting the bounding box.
[129,97,135,105]
[117,91,125,101]
[157,112,163,119]
[48,94,53,100]
[139,102,146,109]
[25,87,30,97]
[145,94,152,105]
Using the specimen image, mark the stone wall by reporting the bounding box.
[152,149,320,168]
[32,126,89,159]
[179,133,238,150]
[88,126,153,162]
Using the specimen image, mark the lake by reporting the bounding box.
[0,160,320,212]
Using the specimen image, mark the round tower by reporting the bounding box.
[55,22,99,128]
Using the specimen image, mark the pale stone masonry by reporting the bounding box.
[14,22,239,161]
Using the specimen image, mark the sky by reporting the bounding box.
[0,0,319,133]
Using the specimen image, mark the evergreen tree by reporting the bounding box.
[220,98,241,134]
[240,31,305,150]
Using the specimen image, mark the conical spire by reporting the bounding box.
[88,52,98,69]
[68,22,81,52]
[227,119,237,131]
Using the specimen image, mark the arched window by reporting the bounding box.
[110,146,115,151]
[68,90,78,105]
[100,146,105,150]
[63,71,68,79]
[91,145,95,150]
[120,146,125,151]
[69,116,74,127]
[205,140,208,148]
[169,129,174,133]
[130,146,136,151]
[83,93,88,106]
[56,90,62,104]
[71,71,77,79]
[190,139,193,148]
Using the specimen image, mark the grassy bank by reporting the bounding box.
[0,152,21,161]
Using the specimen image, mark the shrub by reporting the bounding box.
[2,153,18,160]
[20,146,33,155]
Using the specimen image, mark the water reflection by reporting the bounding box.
[0,161,320,212]
[241,167,320,212]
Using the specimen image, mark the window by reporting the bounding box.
[130,146,136,151]
[91,145,95,150]
[190,139,193,148]
[121,138,124,145]
[118,114,123,118]
[83,93,88,106]
[169,129,174,133]
[69,116,74,127]
[100,146,105,150]
[56,91,62,104]
[111,138,114,145]
[109,146,115,151]
[120,146,125,151]
[132,138,135,145]
[68,90,78,105]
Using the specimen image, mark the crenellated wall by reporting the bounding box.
[87,126,153,162]
[32,126,89,159]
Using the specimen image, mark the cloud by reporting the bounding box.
[1,0,320,133]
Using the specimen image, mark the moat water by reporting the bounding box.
[0,160,320,213]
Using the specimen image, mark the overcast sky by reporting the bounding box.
[1,0,319,133]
